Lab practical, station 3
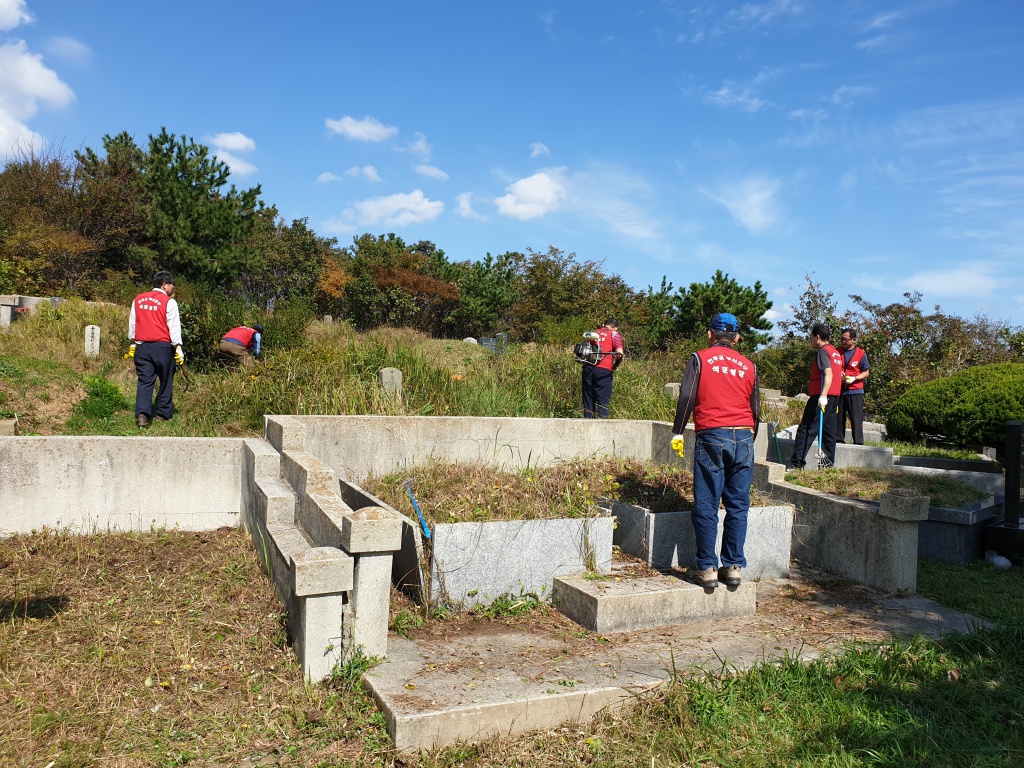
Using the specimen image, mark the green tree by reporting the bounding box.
[670,270,773,353]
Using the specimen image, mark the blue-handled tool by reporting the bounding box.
[401,479,431,539]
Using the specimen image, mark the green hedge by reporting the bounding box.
[886,363,1024,448]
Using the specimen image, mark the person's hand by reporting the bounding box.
[844,375,856,385]
[818,395,828,411]
[671,434,685,458]
[174,347,185,366]
[124,344,136,360]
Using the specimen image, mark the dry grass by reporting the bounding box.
[784,466,991,508]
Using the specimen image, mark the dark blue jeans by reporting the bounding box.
[582,366,613,418]
[135,341,175,419]
[692,427,755,571]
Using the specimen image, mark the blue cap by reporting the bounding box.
[710,312,739,332]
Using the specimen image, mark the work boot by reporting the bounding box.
[719,565,742,587]
[154,415,170,422]
[136,413,150,428]
[689,566,718,589]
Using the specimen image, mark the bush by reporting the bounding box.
[76,376,130,419]
[886,363,1024,448]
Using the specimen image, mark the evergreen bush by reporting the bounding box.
[886,363,1024,448]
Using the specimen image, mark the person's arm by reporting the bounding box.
[750,367,761,439]
[253,332,261,358]
[672,354,701,434]
[858,352,869,381]
[166,298,183,347]
[127,302,136,342]
[817,348,831,407]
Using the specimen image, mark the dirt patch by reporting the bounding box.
[0,375,85,434]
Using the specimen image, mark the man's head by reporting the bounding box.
[840,327,858,350]
[810,322,831,348]
[253,324,264,335]
[708,312,740,344]
[603,318,618,329]
[153,271,175,295]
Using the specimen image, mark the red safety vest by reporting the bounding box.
[133,290,171,343]
[223,326,256,348]
[843,347,867,392]
[692,345,756,431]
[594,327,622,371]
[808,343,843,396]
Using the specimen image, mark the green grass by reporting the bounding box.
[786,467,991,508]
[873,440,988,462]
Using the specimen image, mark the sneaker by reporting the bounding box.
[153,415,171,422]
[719,565,742,587]
[136,413,150,428]
[689,566,718,588]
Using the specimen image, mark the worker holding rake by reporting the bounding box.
[787,323,844,470]
[670,313,760,590]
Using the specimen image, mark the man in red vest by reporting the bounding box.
[581,318,624,418]
[671,312,760,589]
[838,327,870,444]
[787,323,843,469]
[219,324,263,368]
[127,271,183,428]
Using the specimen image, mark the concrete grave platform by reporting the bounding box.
[552,571,755,632]
[364,566,984,753]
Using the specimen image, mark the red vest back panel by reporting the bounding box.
[692,345,756,431]
[809,343,844,396]
[594,327,621,370]
[843,347,867,391]
[224,326,256,347]
[134,290,170,342]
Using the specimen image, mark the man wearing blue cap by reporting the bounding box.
[670,312,760,589]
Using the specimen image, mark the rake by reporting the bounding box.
[816,406,833,469]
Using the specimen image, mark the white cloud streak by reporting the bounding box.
[324,190,444,233]
[415,164,449,181]
[207,132,257,176]
[44,36,91,64]
[704,175,782,233]
[900,262,999,299]
[0,0,32,31]
[344,165,382,181]
[530,142,550,158]
[397,131,431,159]
[456,191,485,220]
[0,39,74,157]
[324,115,398,141]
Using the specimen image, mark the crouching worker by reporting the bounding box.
[219,324,263,368]
[670,312,760,589]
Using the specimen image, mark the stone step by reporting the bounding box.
[552,572,755,633]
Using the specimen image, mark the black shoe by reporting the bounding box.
[136,413,151,428]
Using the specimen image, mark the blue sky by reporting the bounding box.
[2,0,1023,328]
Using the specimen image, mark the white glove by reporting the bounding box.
[844,375,856,385]
[671,434,685,458]
[818,395,828,411]
[174,347,185,366]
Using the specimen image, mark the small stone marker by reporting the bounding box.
[0,416,17,436]
[463,337,477,345]
[0,304,12,328]
[378,367,402,399]
[323,315,333,325]
[85,325,101,358]
[664,382,680,399]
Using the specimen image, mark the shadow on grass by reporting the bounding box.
[0,594,70,621]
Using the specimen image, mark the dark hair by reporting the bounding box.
[810,322,830,341]
[153,271,174,289]
[253,324,264,335]
[603,318,618,328]
[841,327,857,339]
[711,329,737,343]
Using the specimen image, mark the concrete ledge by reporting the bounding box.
[891,464,1004,496]
[341,505,404,554]
[773,437,893,469]
[292,547,354,597]
[894,455,1002,474]
[264,415,308,453]
[552,573,756,633]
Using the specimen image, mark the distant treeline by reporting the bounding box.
[1,128,1022,414]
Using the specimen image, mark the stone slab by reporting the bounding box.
[552,572,755,633]
[774,436,894,469]
[892,465,1004,496]
[894,455,1002,474]
[292,546,354,596]
[364,574,983,753]
[429,516,613,606]
[0,417,17,436]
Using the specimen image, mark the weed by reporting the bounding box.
[475,590,547,620]
[327,648,381,693]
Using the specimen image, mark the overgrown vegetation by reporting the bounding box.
[785,467,991,508]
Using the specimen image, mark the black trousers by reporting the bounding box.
[789,395,839,468]
[582,366,614,418]
[838,393,865,444]
[135,341,175,419]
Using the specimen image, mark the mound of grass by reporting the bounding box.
[785,467,990,508]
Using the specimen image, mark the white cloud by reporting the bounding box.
[0,0,32,31]
[764,307,784,322]
[567,162,665,246]
[900,262,998,299]
[725,0,803,27]
[324,189,444,233]
[830,85,874,108]
[208,131,255,152]
[397,131,431,159]
[704,81,769,112]
[703,175,782,233]
[456,191,485,220]
[530,142,550,158]
[864,11,902,31]
[0,40,75,157]
[894,100,1024,150]
[45,36,90,64]
[495,168,568,220]
[324,115,398,141]
[317,172,343,183]
[415,164,449,181]
[342,164,382,182]
[207,132,257,176]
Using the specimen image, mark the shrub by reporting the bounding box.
[76,376,130,419]
[886,363,1024,448]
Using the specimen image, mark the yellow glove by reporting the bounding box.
[671,435,685,458]
[844,375,856,385]
[174,347,185,366]
[124,344,136,360]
